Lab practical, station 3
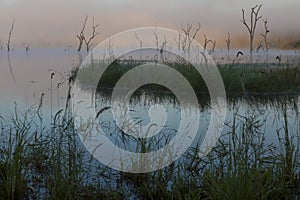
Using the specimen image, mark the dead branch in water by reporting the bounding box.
[7,19,15,52]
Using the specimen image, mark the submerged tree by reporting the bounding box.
[0,40,3,50]
[203,34,213,52]
[7,19,15,52]
[261,18,270,52]
[256,40,264,52]
[211,40,216,52]
[225,32,231,52]
[241,4,262,63]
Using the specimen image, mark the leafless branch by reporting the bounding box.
[76,16,88,51]
[84,17,99,52]
[181,22,201,52]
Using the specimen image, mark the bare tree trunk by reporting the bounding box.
[77,16,88,52]
[241,4,262,63]
[154,26,159,51]
[7,20,15,52]
[225,32,231,51]
[134,32,143,59]
[174,32,181,51]
[0,40,3,50]
[250,36,253,63]
[77,35,84,52]
[160,36,167,62]
[261,18,270,52]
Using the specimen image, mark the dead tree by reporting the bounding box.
[225,32,231,51]
[260,18,270,52]
[134,32,143,60]
[134,32,143,49]
[241,4,262,63]
[154,26,159,50]
[160,36,167,62]
[180,22,201,53]
[7,20,15,52]
[0,40,3,50]
[211,40,216,52]
[256,40,264,52]
[160,36,167,53]
[174,32,181,50]
[76,16,88,52]
[203,35,213,52]
[83,17,99,52]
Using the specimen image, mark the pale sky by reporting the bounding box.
[0,0,299,48]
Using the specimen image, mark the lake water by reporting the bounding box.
[0,48,299,151]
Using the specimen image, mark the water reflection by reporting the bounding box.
[94,85,299,153]
[7,52,16,83]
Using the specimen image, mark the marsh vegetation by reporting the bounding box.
[0,92,299,199]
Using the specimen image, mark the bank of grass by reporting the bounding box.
[74,61,300,96]
[219,63,300,95]
[0,98,299,199]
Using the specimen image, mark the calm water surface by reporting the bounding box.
[0,48,299,149]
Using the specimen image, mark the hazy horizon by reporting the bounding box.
[0,0,299,49]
